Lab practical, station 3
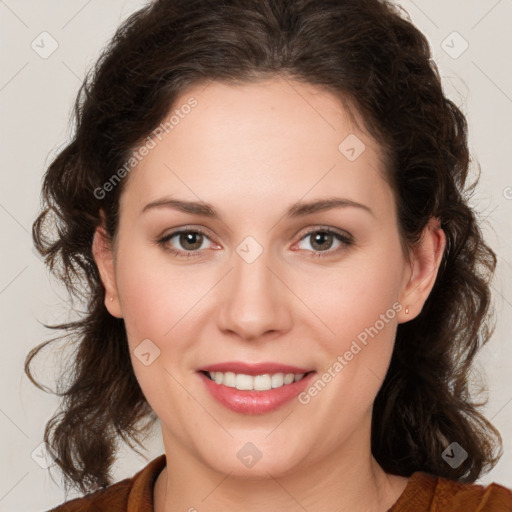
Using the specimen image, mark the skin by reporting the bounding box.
[92,76,446,511]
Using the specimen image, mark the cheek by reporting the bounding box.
[317,244,402,324]
[114,246,203,424]
[311,242,404,375]
[114,243,201,349]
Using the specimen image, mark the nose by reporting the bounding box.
[216,240,293,342]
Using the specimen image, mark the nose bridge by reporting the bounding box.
[217,234,289,339]
[234,235,272,293]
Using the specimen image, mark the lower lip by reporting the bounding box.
[198,371,315,414]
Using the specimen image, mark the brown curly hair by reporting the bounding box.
[26,0,502,494]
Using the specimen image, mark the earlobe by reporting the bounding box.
[398,217,446,322]
[91,222,123,319]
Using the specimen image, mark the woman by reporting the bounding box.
[26,0,512,510]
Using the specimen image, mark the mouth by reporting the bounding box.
[196,362,316,414]
[200,370,312,391]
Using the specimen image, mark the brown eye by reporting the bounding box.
[177,231,204,251]
[157,228,214,258]
[309,231,335,251]
[296,228,353,256]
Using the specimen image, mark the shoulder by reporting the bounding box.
[393,472,512,512]
[46,481,130,512]
[45,455,166,512]
[433,474,512,511]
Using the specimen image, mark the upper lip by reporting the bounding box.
[197,361,313,376]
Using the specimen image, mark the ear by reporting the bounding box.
[398,217,446,323]
[91,214,123,318]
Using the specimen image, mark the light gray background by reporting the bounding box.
[1,0,511,510]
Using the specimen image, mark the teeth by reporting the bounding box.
[223,371,236,387]
[206,371,307,390]
[254,374,272,391]
[284,373,295,385]
[271,373,284,388]
[235,373,254,390]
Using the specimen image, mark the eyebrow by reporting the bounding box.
[141,196,374,219]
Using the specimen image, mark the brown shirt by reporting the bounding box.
[48,455,512,511]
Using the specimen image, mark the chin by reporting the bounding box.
[198,439,308,479]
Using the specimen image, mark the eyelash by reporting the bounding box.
[156,227,353,259]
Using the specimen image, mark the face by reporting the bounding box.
[94,76,443,479]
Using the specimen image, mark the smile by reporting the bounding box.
[204,371,307,390]
[197,362,316,414]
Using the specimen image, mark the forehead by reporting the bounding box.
[120,77,391,218]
